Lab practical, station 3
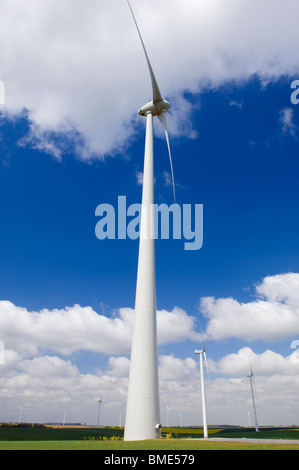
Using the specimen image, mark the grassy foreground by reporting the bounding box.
[1,439,299,450]
[0,425,299,450]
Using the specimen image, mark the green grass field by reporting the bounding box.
[2,439,299,450]
[1,425,299,450]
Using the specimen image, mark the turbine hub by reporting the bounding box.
[138,99,170,117]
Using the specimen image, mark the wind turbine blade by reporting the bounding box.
[201,335,206,353]
[127,0,163,104]
[159,111,176,202]
[252,374,259,401]
[247,358,253,376]
[203,351,210,382]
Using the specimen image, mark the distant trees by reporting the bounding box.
[0,423,46,429]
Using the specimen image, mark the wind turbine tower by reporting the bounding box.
[247,367,259,433]
[18,404,24,425]
[97,397,102,428]
[124,1,175,441]
[195,340,209,439]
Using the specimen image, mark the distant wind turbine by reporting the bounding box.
[195,337,209,439]
[166,403,171,428]
[247,410,251,428]
[247,366,259,432]
[18,404,24,425]
[97,397,102,428]
[124,0,176,441]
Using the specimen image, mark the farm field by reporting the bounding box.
[0,425,299,450]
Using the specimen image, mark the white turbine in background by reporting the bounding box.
[247,366,259,433]
[195,338,209,439]
[124,0,176,441]
[247,410,251,428]
[97,397,102,428]
[18,404,24,425]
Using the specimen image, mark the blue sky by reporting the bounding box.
[1,0,299,427]
[2,77,298,311]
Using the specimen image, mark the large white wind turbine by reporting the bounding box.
[195,338,209,439]
[124,1,175,441]
[247,366,259,433]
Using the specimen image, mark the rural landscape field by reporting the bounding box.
[1,424,299,450]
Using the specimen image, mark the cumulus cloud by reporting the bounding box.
[218,347,299,377]
[157,307,200,344]
[0,352,196,424]
[0,353,130,423]
[0,301,132,357]
[0,301,200,359]
[0,298,201,423]
[157,349,299,426]
[105,356,130,378]
[201,273,299,342]
[1,344,299,426]
[1,0,299,160]
[3,274,299,425]
[19,355,79,379]
[256,272,299,307]
[159,355,197,382]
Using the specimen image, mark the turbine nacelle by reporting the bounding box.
[138,99,170,117]
[195,349,204,355]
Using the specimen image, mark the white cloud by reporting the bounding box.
[229,100,243,109]
[0,301,132,357]
[201,273,299,342]
[1,0,299,160]
[279,107,298,138]
[0,299,199,424]
[256,272,299,307]
[19,355,79,379]
[157,307,200,344]
[156,350,299,427]
[136,171,143,186]
[0,354,129,424]
[218,347,299,377]
[163,170,173,188]
[0,301,200,359]
[159,355,197,382]
[3,274,299,425]
[1,345,299,426]
[105,356,130,378]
